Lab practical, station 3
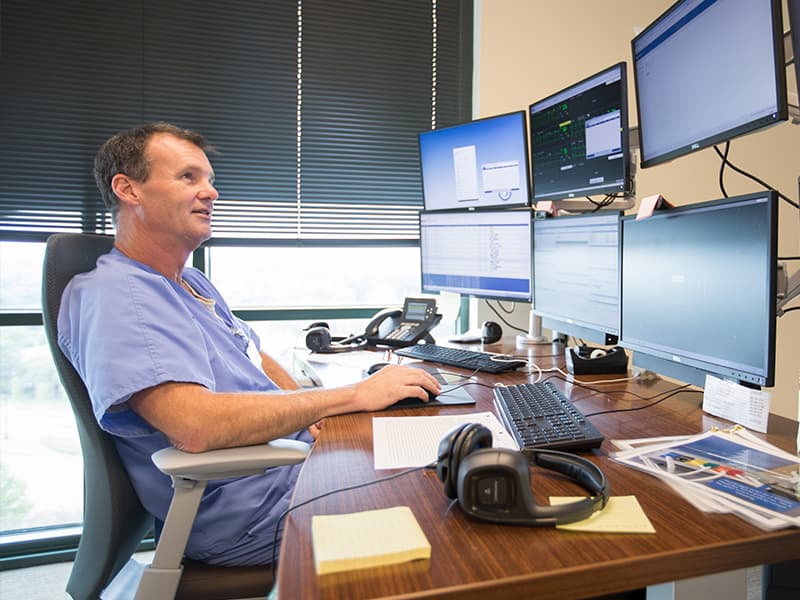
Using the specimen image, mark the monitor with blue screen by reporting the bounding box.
[418,111,531,212]
[419,208,532,302]
[631,0,787,168]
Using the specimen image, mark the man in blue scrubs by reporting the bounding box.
[57,123,440,566]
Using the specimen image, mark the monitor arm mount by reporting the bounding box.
[777,262,800,317]
[516,309,551,346]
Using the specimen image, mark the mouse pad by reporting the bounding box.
[382,365,476,410]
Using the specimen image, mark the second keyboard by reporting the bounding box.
[394,343,526,374]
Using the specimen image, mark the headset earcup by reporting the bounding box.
[481,321,502,344]
[305,326,332,353]
[437,423,493,499]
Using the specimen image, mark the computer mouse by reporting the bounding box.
[366,361,391,375]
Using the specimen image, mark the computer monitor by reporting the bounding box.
[419,208,533,302]
[632,0,787,168]
[418,111,532,212]
[533,213,621,345]
[620,191,777,388]
[528,62,631,203]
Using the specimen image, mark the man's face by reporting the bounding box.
[132,132,218,249]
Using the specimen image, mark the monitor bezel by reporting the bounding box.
[619,191,778,388]
[528,62,631,203]
[418,207,534,303]
[532,212,622,345]
[417,110,533,213]
[790,0,800,95]
[631,0,788,169]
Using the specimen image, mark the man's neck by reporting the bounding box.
[114,230,193,283]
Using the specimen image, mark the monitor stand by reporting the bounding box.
[516,310,550,346]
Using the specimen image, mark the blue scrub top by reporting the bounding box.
[58,248,310,566]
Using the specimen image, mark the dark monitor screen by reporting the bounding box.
[419,208,533,302]
[529,62,630,202]
[418,111,532,212]
[620,192,777,388]
[533,213,621,345]
[632,0,787,168]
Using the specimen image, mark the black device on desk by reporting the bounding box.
[565,345,628,375]
[493,381,604,453]
[394,343,526,374]
[365,297,441,348]
[305,297,440,353]
[364,362,476,410]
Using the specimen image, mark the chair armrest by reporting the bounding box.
[151,438,310,481]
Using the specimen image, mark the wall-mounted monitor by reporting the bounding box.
[533,213,621,345]
[620,192,777,388]
[528,62,630,203]
[632,0,787,168]
[419,208,532,302]
[418,111,531,212]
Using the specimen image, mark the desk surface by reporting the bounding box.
[277,341,800,599]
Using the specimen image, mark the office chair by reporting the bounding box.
[42,233,309,600]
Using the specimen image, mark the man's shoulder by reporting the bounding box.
[69,250,169,296]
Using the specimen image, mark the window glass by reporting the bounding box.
[209,246,422,308]
[0,326,82,532]
[0,242,45,311]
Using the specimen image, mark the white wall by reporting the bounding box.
[477,0,800,420]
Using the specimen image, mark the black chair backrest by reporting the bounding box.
[42,233,152,600]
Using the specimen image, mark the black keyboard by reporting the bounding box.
[493,382,604,453]
[394,343,526,374]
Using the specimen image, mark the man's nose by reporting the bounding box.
[201,179,219,201]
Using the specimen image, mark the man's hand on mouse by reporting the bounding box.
[357,364,441,411]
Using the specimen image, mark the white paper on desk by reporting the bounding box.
[702,375,771,433]
[372,412,518,470]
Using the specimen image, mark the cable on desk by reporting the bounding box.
[543,371,684,402]
[582,384,702,418]
[270,462,435,578]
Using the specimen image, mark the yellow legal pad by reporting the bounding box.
[311,506,431,575]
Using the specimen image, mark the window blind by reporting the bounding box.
[0,0,472,241]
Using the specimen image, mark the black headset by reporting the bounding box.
[304,322,368,354]
[436,423,609,526]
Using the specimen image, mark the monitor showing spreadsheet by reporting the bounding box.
[419,209,533,302]
[533,213,621,345]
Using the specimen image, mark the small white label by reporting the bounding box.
[702,375,770,433]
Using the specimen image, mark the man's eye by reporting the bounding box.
[181,173,195,181]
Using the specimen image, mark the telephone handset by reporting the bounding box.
[363,297,440,348]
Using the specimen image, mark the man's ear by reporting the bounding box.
[111,173,140,207]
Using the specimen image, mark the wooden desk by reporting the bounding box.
[277,341,800,599]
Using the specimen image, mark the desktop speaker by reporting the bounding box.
[436,423,609,526]
[304,322,367,354]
